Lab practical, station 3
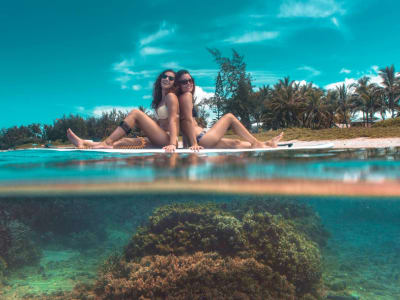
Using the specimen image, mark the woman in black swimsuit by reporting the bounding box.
[176,69,283,151]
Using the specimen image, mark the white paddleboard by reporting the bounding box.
[29,143,334,154]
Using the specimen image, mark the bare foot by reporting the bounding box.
[67,129,101,149]
[91,141,113,149]
[67,128,85,148]
[264,132,284,148]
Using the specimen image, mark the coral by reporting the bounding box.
[125,203,245,260]
[0,197,102,236]
[242,211,322,295]
[124,203,322,297]
[0,223,11,259]
[4,220,41,269]
[224,197,330,247]
[27,200,324,299]
[95,252,297,300]
[0,255,7,287]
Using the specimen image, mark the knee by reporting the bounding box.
[129,108,140,115]
[233,139,241,146]
[224,113,235,120]
[128,109,142,118]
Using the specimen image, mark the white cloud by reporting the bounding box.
[112,59,135,75]
[224,31,279,44]
[132,85,142,91]
[294,80,319,88]
[278,0,345,18]
[161,61,181,70]
[113,59,135,89]
[297,65,321,77]
[92,106,136,117]
[325,78,358,90]
[140,47,171,56]
[194,86,214,104]
[340,68,351,74]
[139,21,175,47]
[190,69,218,77]
[371,65,379,73]
[194,86,215,126]
[249,70,281,85]
[331,17,339,27]
[115,75,132,89]
[325,73,384,91]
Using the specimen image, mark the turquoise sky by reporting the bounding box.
[1,0,399,128]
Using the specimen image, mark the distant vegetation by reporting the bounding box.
[1,50,399,150]
[205,49,400,131]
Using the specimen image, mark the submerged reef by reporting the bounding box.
[97,201,324,299]
[95,252,297,299]
[0,218,41,272]
[21,197,328,300]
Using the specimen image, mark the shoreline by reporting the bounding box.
[284,137,400,149]
[6,137,400,151]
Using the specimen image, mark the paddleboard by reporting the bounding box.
[29,143,334,154]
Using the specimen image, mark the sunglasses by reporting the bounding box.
[162,74,175,81]
[179,78,193,85]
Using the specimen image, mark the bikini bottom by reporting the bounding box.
[196,129,208,143]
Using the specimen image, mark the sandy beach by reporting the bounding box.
[285,137,400,149]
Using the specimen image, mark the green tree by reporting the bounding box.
[269,77,303,128]
[208,48,253,128]
[379,65,400,118]
[335,84,353,127]
[352,77,381,126]
[303,88,331,129]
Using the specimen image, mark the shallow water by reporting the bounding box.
[0,148,399,299]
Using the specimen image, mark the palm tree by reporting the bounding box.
[351,77,380,126]
[379,65,400,118]
[335,84,353,127]
[303,88,330,129]
[325,90,339,127]
[270,77,303,128]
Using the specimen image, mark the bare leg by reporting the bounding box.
[264,132,284,148]
[93,109,171,149]
[199,113,278,148]
[214,133,284,149]
[67,129,101,148]
[214,138,251,149]
[113,137,151,148]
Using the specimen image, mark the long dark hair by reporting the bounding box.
[175,69,196,96]
[151,69,176,109]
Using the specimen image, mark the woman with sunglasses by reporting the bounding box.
[176,70,283,151]
[67,69,180,152]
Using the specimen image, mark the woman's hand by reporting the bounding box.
[163,144,176,153]
[189,144,204,152]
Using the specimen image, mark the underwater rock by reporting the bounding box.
[95,252,297,300]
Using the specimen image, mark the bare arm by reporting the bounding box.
[164,93,179,151]
[179,92,202,150]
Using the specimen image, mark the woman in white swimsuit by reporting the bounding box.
[176,70,283,151]
[67,69,180,152]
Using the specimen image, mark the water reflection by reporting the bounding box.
[0,148,399,185]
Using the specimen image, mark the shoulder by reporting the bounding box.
[165,92,178,105]
[179,92,193,101]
